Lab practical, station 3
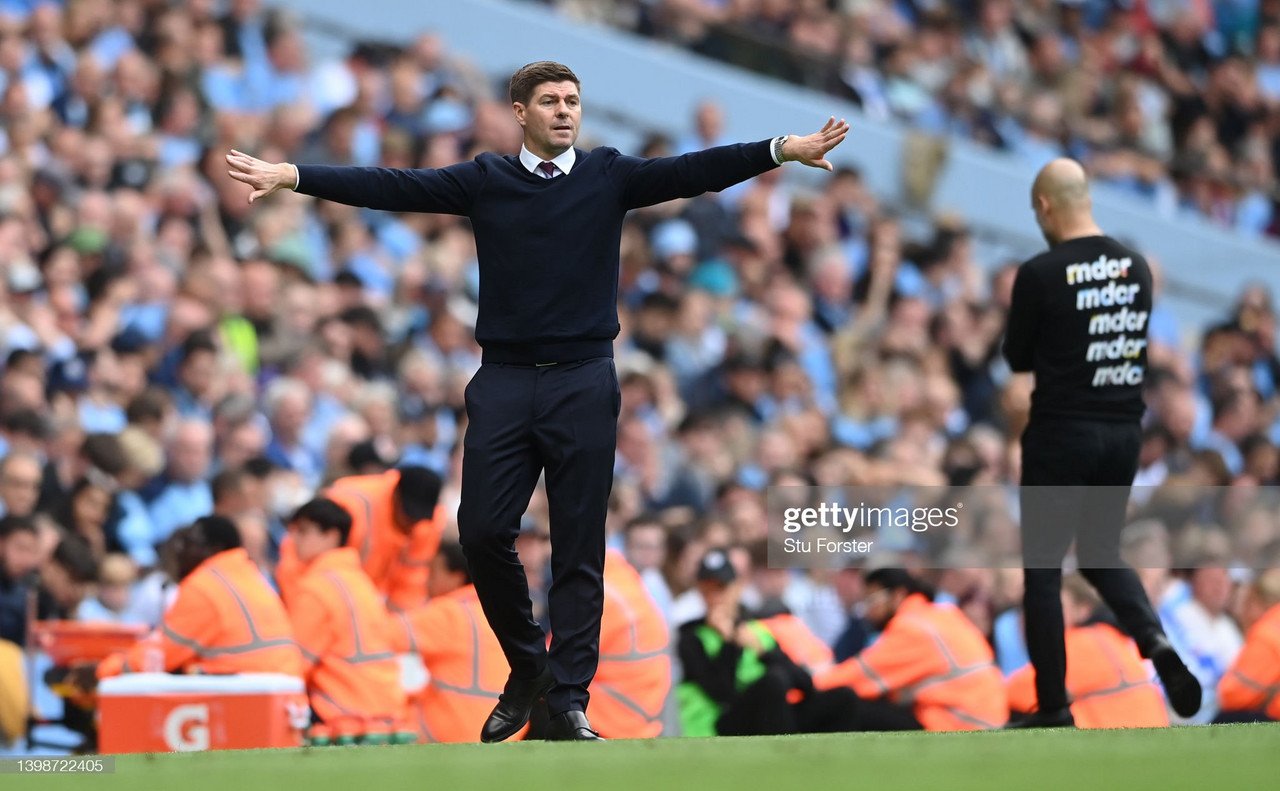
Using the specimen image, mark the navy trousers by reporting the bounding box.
[457,357,620,715]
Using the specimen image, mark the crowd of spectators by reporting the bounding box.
[549,0,1280,238]
[0,0,1277,747]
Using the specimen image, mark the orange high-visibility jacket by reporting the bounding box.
[287,547,405,725]
[98,549,303,679]
[277,470,445,611]
[1218,602,1280,720]
[390,584,514,743]
[1007,623,1169,728]
[591,549,672,739]
[814,594,1007,730]
[760,613,834,673]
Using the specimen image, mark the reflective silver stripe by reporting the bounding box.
[209,568,264,642]
[605,583,640,655]
[897,664,990,705]
[162,624,205,653]
[463,598,495,697]
[1226,669,1280,709]
[1072,677,1154,703]
[856,656,891,696]
[596,684,662,725]
[317,689,356,717]
[1072,627,1154,704]
[893,614,998,728]
[431,679,501,701]
[323,571,396,665]
[163,623,296,657]
[600,580,667,663]
[397,611,419,654]
[424,597,501,700]
[600,647,669,662]
[199,568,300,657]
[299,645,321,664]
[332,488,375,563]
[417,707,438,743]
[942,705,1003,730]
[194,639,297,657]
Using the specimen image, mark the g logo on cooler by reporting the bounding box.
[163,704,210,752]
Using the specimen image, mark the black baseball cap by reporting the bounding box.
[394,465,443,522]
[696,548,737,585]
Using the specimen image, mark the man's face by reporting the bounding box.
[427,553,463,599]
[1,530,40,579]
[288,518,339,564]
[179,350,216,397]
[0,457,43,516]
[41,561,85,609]
[514,81,581,157]
[625,524,666,572]
[863,584,903,630]
[171,429,212,482]
[697,579,731,613]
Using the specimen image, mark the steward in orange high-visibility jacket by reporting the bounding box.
[1218,569,1280,722]
[390,542,516,743]
[815,568,1007,731]
[284,498,405,727]
[1007,575,1167,728]
[98,516,303,679]
[276,467,446,611]
[759,612,834,675]
[591,549,671,738]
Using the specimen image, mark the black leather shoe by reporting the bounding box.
[1148,636,1202,718]
[481,666,554,743]
[547,710,604,741]
[1005,707,1076,729]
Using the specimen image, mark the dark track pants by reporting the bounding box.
[457,357,620,716]
[1019,417,1166,712]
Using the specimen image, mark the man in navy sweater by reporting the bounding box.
[227,60,848,741]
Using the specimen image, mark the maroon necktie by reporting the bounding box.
[537,161,560,179]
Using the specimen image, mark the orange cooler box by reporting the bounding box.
[98,673,309,754]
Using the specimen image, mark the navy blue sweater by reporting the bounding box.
[296,141,778,363]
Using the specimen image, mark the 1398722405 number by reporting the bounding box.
[1,757,115,774]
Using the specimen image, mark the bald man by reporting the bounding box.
[1002,159,1200,727]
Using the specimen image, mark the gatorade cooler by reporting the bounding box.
[97,673,309,754]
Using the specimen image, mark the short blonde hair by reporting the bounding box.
[1249,568,1280,608]
[99,553,137,586]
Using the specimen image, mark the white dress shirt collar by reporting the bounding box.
[519,144,576,176]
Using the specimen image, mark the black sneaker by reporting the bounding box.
[1149,637,1202,719]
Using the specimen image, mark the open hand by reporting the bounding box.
[782,117,850,172]
[225,149,297,204]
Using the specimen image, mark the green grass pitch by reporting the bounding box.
[21,724,1279,791]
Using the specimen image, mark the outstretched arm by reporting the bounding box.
[225,150,482,215]
[614,117,850,210]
